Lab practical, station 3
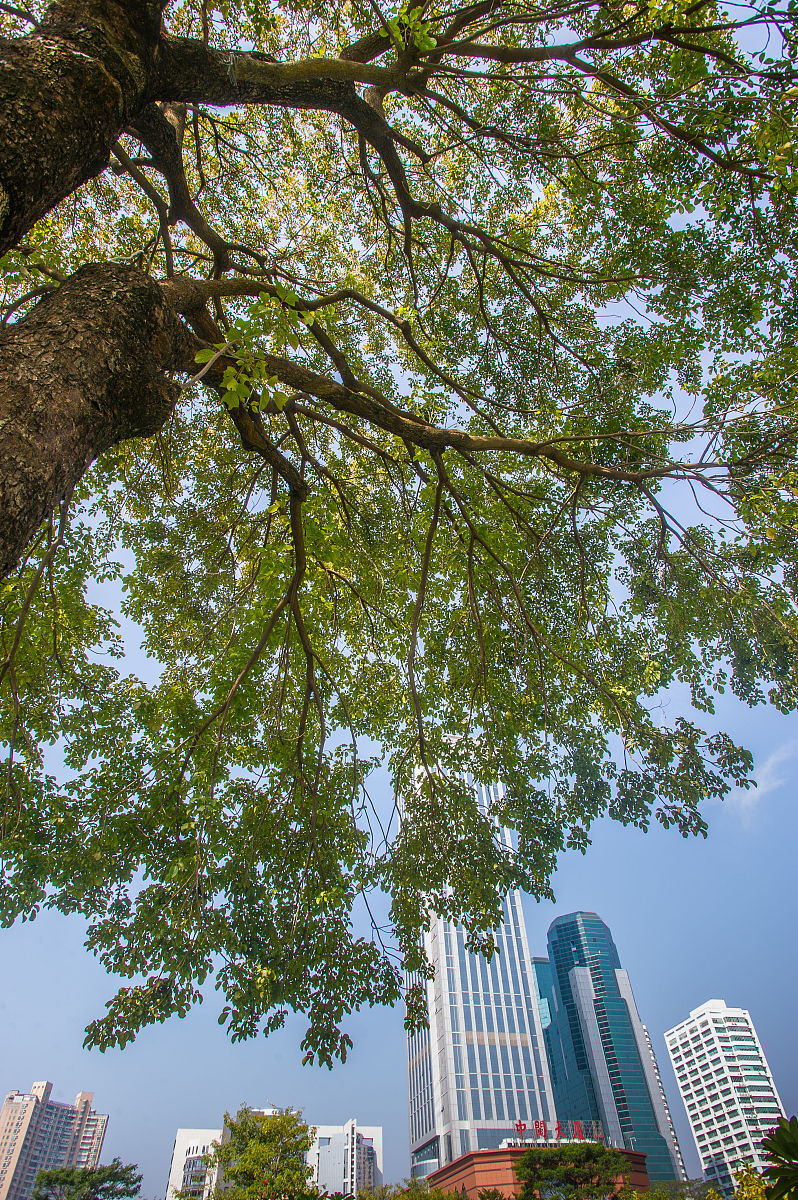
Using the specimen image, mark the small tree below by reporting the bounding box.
[621,1179,724,1200]
[207,1107,315,1200]
[516,1144,633,1200]
[32,1161,142,1200]
[729,1166,768,1200]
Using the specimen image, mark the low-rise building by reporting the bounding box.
[426,1142,649,1199]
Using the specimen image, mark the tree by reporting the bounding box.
[207,1107,315,1200]
[1,0,797,1065]
[624,1164,772,1200]
[31,1161,142,1200]
[366,1185,458,1200]
[762,1115,798,1200]
[620,1183,721,1200]
[516,1143,633,1200]
[730,1166,768,1200]
[366,1185,459,1200]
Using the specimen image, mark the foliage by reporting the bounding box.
[31,1161,142,1200]
[367,1186,459,1200]
[207,1107,315,1200]
[625,1163,771,1200]
[730,1165,768,1200]
[621,1182,721,1200]
[2,0,798,1062]
[516,1143,632,1199]
[762,1115,798,1200]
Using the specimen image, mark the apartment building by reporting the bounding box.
[665,999,785,1196]
[0,1083,107,1200]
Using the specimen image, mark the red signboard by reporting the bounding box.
[508,1119,603,1144]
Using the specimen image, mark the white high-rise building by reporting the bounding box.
[665,999,785,1196]
[307,1121,382,1197]
[406,781,556,1179]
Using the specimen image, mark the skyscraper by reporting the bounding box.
[406,781,557,1179]
[0,1083,107,1200]
[665,998,785,1196]
[543,912,684,1182]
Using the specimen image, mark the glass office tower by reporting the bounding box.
[544,912,684,1182]
[406,783,557,1178]
[531,956,571,1105]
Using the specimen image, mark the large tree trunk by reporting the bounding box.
[0,262,190,577]
[0,0,163,255]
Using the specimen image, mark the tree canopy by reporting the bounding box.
[0,0,797,1063]
[206,1107,315,1200]
[728,1166,768,1200]
[31,1160,142,1200]
[621,1184,723,1200]
[516,1142,633,1199]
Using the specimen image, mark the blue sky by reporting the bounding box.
[1,689,796,1197]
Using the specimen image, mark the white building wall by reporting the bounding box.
[165,1129,222,1200]
[308,1121,383,1197]
[665,999,785,1197]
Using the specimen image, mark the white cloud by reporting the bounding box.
[727,740,795,822]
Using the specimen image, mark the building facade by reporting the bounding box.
[308,1121,382,1198]
[166,1130,222,1200]
[665,999,786,1196]
[406,782,557,1180]
[167,1111,380,1200]
[542,912,684,1182]
[0,1083,107,1200]
[426,1143,650,1200]
[640,1022,686,1179]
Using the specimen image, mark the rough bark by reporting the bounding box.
[0,0,164,255]
[0,0,387,258]
[0,262,191,578]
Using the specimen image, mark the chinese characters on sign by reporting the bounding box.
[510,1120,603,1144]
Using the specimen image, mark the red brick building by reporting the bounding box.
[426,1144,650,1198]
